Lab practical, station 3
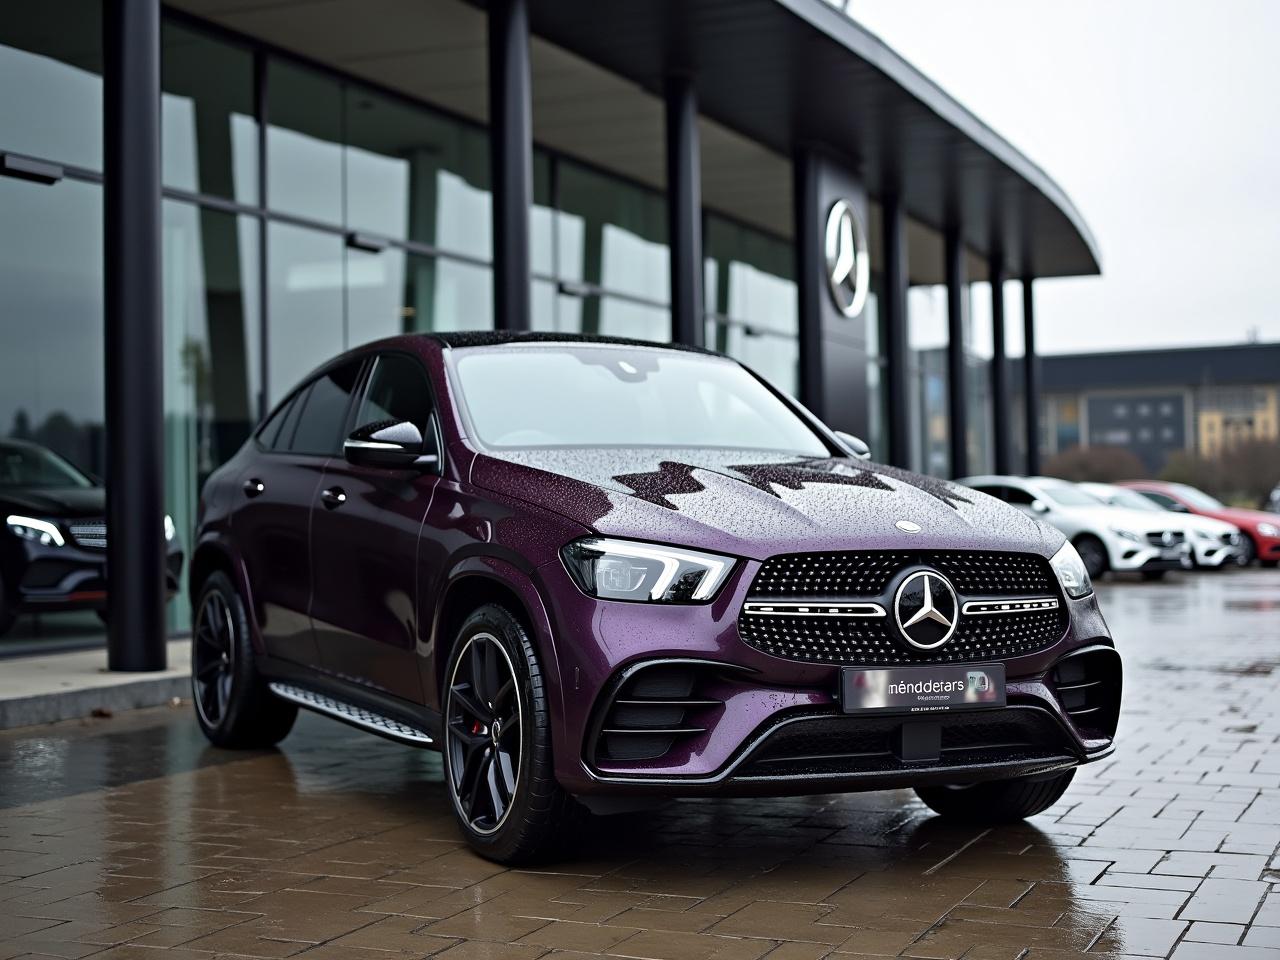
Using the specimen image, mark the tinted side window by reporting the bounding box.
[356,354,434,433]
[258,393,297,449]
[969,483,1005,501]
[288,361,363,456]
[1142,491,1179,510]
[1004,486,1037,506]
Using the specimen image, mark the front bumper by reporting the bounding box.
[12,540,184,612]
[1106,536,1189,572]
[1191,538,1238,568]
[535,556,1119,798]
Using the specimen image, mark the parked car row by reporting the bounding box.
[958,474,1280,580]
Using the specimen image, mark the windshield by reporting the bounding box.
[1174,485,1225,510]
[0,442,94,490]
[1088,486,1162,512]
[452,345,832,456]
[1038,482,1100,507]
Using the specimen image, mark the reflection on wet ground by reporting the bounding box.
[2,569,1280,958]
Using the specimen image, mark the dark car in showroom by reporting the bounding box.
[189,333,1122,862]
[0,439,184,636]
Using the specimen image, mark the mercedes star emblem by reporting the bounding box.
[823,199,870,319]
[894,570,960,650]
[895,519,922,534]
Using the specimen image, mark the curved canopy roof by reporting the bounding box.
[520,0,1100,279]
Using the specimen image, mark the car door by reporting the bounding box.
[232,360,364,666]
[309,352,440,702]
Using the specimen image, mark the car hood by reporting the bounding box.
[1214,506,1280,529]
[469,447,1064,561]
[1079,505,1188,534]
[0,486,105,519]
[1178,514,1239,536]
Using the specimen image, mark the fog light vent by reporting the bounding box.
[593,663,722,764]
[1050,647,1122,740]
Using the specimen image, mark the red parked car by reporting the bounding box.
[1120,481,1280,568]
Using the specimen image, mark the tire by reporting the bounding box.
[191,571,296,749]
[1141,570,1166,582]
[1237,536,1257,567]
[441,603,580,864]
[916,769,1075,823]
[1074,536,1109,581]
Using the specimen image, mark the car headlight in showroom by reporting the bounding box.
[1050,541,1093,599]
[561,537,735,602]
[164,514,176,542]
[1108,527,1142,543]
[1259,522,1280,538]
[5,515,65,547]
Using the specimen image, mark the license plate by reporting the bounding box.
[841,663,1006,715]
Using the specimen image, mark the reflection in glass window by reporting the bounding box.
[161,200,260,630]
[0,0,103,170]
[550,292,669,342]
[267,224,345,404]
[0,177,104,475]
[703,214,801,398]
[344,86,491,258]
[161,23,257,203]
[966,282,993,475]
[346,247,492,345]
[531,150,554,276]
[556,161,668,303]
[267,59,342,224]
[907,285,950,477]
[704,320,798,397]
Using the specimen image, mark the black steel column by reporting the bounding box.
[665,75,704,347]
[793,149,823,416]
[945,226,968,479]
[990,260,1012,474]
[104,0,166,671]
[882,194,910,467]
[1023,277,1041,474]
[488,0,532,331]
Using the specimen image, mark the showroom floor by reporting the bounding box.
[1,569,1279,959]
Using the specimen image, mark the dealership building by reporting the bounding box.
[0,0,1100,666]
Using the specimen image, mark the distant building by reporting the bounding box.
[1037,343,1280,473]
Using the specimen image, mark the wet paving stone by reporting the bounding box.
[2,568,1279,958]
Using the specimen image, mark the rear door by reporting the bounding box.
[232,361,364,666]
[309,352,441,702]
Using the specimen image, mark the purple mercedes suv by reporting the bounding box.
[190,332,1120,862]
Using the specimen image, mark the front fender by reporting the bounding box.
[426,557,567,757]
[189,532,264,654]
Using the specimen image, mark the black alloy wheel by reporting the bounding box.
[441,604,580,863]
[445,631,522,836]
[193,588,236,730]
[190,571,296,749]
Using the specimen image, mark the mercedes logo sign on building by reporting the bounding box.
[824,199,870,318]
[893,570,959,650]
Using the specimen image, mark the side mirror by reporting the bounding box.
[343,420,438,470]
[833,431,872,461]
[1030,499,1051,515]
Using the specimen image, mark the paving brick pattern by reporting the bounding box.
[2,569,1280,959]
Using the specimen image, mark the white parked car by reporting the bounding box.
[960,475,1191,581]
[1078,482,1242,569]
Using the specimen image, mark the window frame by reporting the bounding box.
[348,349,446,477]
[255,355,369,459]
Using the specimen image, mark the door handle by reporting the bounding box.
[242,478,265,498]
[321,486,347,510]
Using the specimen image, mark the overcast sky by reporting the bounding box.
[851,0,1280,355]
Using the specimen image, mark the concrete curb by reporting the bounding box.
[0,675,191,730]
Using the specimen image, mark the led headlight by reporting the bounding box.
[1259,522,1280,538]
[561,537,735,603]
[5,515,65,547]
[1050,541,1093,599]
[1109,527,1141,543]
[164,514,176,542]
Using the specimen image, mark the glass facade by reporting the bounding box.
[907,286,950,477]
[965,282,994,476]
[0,6,1033,648]
[703,214,800,396]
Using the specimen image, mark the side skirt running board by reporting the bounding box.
[268,682,434,746]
